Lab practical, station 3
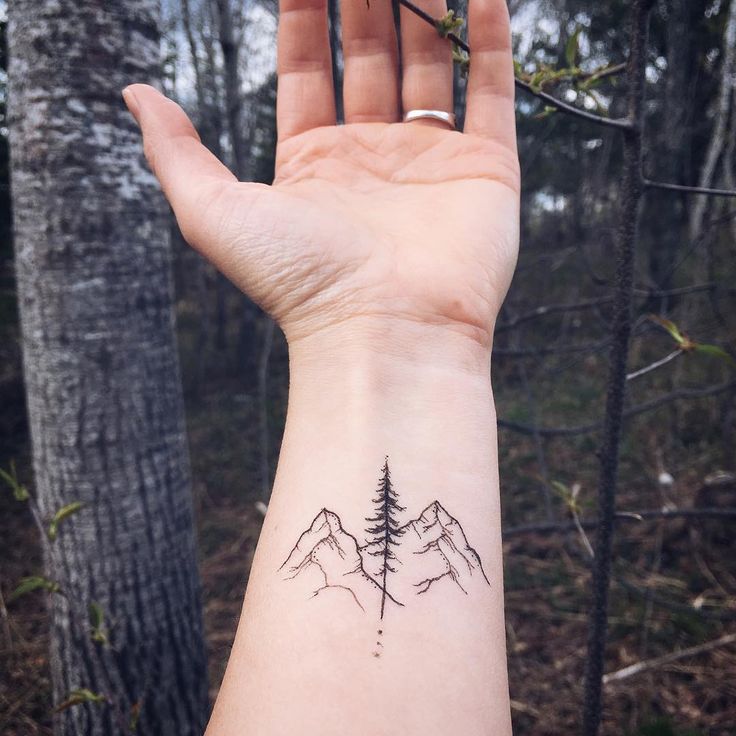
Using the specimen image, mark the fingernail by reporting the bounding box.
[122,86,141,125]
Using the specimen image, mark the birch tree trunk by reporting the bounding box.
[7,2,209,734]
[689,0,736,244]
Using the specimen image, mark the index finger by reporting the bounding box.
[277,0,336,141]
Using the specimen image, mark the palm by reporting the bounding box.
[226,123,519,344]
[128,0,518,346]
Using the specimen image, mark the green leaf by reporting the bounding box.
[435,10,464,38]
[89,601,104,629]
[648,314,688,347]
[529,69,548,90]
[0,461,30,502]
[452,46,470,77]
[535,105,557,119]
[129,701,142,732]
[9,575,60,602]
[89,602,109,645]
[694,343,736,366]
[48,501,85,540]
[551,480,570,499]
[55,688,106,713]
[565,26,582,68]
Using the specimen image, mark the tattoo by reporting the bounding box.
[279,457,490,622]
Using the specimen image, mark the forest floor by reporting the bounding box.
[1,322,735,735]
[2,388,735,735]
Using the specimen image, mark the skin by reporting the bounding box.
[124,0,519,732]
[122,0,519,352]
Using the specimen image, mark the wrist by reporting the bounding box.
[279,316,498,507]
[285,314,494,381]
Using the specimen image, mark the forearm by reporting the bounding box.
[207,319,511,736]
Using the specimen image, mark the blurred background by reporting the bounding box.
[1,0,735,734]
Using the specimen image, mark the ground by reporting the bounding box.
[1,385,734,734]
[1,273,735,734]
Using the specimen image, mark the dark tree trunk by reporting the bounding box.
[7,2,209,734]
[581,2,651,734]
[646,0,694,290]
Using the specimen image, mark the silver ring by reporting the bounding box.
[403,109,456,130]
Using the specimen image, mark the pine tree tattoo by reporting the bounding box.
[364,457,405,619]
[279,456,491,625]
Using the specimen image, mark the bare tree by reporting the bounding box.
[689,0,736,244]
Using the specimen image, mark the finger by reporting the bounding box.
[400,0,454,125]
[340,0,400,123]
[122,84,251,261]
[277,0,336,140]
[463,0,515,146]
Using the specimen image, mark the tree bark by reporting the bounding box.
[689,0,736,244]
[646,0,694,289]
[7,2,209,734]
[581,1,650,734]
[215,0,247,180]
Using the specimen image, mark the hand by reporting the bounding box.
[123,0,519,352]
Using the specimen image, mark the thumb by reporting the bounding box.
[122,84,244,258]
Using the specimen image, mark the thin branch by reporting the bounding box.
[627,379,736,417]
[582,62,627,83]
[632,282,731,298]
[493,339,609,357]
[615,574,736,622]
[602,633,736,684]
[571,493,595,559]
[514,77,633,131]
[502,506,736,538]
[625,349,682,381]
[498,380,736,437]
[495,297,612,333]
[518,355,554,520]
[496,283,728,334]
[395,0,633,132]
[0,583,12,651]
[643,178,736,197]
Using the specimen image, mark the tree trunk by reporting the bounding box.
[689,0,736,244]
[215,0,247,180]
[7,2,209,734]
[646,0,694,289]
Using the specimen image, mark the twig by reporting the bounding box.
[643,178,736,197]
[498,379,736,437]
[495,283,728,334]
[518,350,554,520]
[602,633,736,684]
[632,282,730,298]
[395,0,633,131]
[514,77,633,131]
[495,297,612,333]
[625,349,682,381]
[0,583,12,651]
[570,487,595,560]
[615,575,736,622]
[493,339,609,357]
[528,62,628,90]
[582,62,627,84]
[502,506,736,538]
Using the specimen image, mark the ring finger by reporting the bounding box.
[400,0,454,125]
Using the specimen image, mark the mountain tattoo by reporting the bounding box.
[279,458,490,618]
